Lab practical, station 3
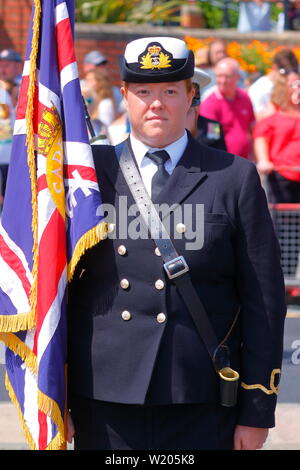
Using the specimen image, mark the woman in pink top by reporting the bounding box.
[254,71,300,203]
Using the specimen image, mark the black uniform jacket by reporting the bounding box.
[68,133,286,428]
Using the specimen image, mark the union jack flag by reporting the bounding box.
[0,0,105,450]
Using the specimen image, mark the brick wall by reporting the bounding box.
[0,0,32,53]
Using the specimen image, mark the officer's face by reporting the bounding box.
[122,81,194,148]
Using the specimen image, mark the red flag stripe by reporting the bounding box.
[0,235,32,299]
[64,165,98,182]
[56,18,76,72]
[33,209,66,354]
[37,175,48,193]
[16,76,30,120]
[38,411,48,450]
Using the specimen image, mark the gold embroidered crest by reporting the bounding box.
[38,105,65,219]
[140,45,172,70]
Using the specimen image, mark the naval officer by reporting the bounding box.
[67,36,286,450]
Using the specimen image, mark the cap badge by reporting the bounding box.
[139,44,172,70]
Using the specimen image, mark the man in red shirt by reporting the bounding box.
[200,57,255,159]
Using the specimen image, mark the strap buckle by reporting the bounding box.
[163,256,189,280]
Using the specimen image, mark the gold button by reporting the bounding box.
[121,310,131,321]
[176,223,186,233]
[107,223,115,234]
[155,247,161,257]
[156,313,166,323]
[155,279,164,290]
[118,245,127,256]
[120,278,130,289]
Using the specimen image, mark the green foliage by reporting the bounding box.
[75,0,182,24]
[270,3,283,22]
[198,2,238,29]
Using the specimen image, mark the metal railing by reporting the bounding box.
[264,167,300,293]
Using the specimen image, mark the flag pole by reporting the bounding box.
[82,96,96,138]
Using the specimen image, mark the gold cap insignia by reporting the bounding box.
[139,44,172,70]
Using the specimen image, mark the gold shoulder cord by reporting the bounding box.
[241,369,281,395]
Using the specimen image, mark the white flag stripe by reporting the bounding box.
[23,368,39,449]
[60,61,79,91]
[24,328,36,352]
[55,1,69,25]
[37,189,57,244]
[65,177,99,192]
[13,118,26,135]
[38,267,67,362]
[64,141,95,166]
[0,223,33,283]
[38,82,61,117]
[0,256,31,312]
[22,60,31,77]
[37,153,47,179]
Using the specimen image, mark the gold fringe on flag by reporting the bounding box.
[0,332,37,374]
[5,373,37,450]
[68,221,108,282]
[38,390,66,450]
[26,0,41,327]
[0,311,36,333]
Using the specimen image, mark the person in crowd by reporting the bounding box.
[0,49,22,88]
[254,70,300,202]
[0,86,14,201]
[200,39,227,96]
[288,1,300,30]
[83,68,119,134]
[200,57,255,158]
[201,40,247,98]
[82,49,123,113]
[248,47,299,120]
[0,49,22,199]
[236,0,274,32]
[194,46,210,70]
[186,67,227,150]
[107,99,131,145]
[67,36,286,451]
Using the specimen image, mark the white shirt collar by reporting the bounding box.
[130,131,188,172]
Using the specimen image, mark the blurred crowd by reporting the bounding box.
[80,39,300,205]
[0,34,300,206]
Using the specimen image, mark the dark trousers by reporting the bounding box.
[70,395,237,450]
[268,172,300,203]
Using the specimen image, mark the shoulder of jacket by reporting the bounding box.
[91,143,116,163]
[201,143,256,177]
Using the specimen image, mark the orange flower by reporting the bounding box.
[185,37,294,74]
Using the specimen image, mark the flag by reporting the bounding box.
[0,0,105,450]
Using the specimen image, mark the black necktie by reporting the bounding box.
[146,150,170,200]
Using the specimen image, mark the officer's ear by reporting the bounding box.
[121,81,128,98]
